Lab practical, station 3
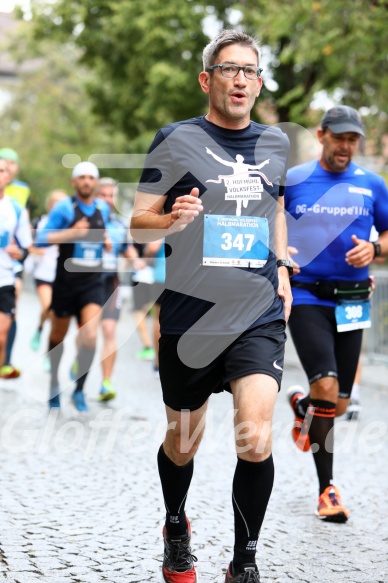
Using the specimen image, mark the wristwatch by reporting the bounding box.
[372,241,381,258]
[276,259,294,277]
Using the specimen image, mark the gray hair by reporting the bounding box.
[98,177,117,188]
[202,29,260,70]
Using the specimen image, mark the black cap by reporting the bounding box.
[321,105,365,137]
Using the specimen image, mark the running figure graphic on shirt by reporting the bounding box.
[205,147,273,216]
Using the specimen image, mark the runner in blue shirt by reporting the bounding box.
[36,161,110,412]
[285,105,388,522]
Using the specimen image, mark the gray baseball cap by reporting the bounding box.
[321,105,365,137]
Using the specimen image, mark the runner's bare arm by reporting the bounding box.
[346,231,388,267]
[44,217,90,245]
[275,196,292,322]
[130,188,203,243]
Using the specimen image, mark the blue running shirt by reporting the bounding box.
[285,160,388,306]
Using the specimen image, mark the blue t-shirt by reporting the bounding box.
[285,160,388,306]
[103,213,129,274]
[36,195,110,284]
[36,196,110,245]
[152,241,166,284]
[138,115,289,335]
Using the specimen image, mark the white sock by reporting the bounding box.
[351,383,360,402]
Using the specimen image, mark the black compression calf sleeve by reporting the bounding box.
[157,444,194,536]
[308,399,336,494]
[232,455,274,570]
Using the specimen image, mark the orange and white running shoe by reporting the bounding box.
[316,485,349,523]
[162,519,197,582]
[286,385,311,452]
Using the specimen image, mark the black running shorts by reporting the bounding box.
[0,286,16,318]
[51,278,104,318]
[159,320,286,411]
[288,304,363,399]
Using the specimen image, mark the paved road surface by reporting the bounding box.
[0,287,387,582]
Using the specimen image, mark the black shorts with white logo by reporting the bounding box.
[0,286,16,318]
[159,320,286,411]
[51,277,104,318]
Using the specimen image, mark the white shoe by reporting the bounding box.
[345,399,362,421]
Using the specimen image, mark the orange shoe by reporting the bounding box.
[286,385,311,452]
[162,519,197,582]
[316,485,349,523]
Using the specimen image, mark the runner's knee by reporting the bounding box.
[310,376,338,401]
[235,422,272,463]
[163,433,198,465]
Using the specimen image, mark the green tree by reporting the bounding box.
[30,0,213,151]
[241,0,388,125]
[30,0,388,126]
[0,35,127,215]
[21,0,388,164]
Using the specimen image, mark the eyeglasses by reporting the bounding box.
[206,63,263,80]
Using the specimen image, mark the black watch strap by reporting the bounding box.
[276,259,294,277]
[372,241,381,258]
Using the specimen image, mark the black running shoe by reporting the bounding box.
[225,562,261,582]
[162,519,197,582]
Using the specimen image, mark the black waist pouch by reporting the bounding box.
[291,278,372,301]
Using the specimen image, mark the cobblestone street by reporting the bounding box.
[0,287,387,582]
